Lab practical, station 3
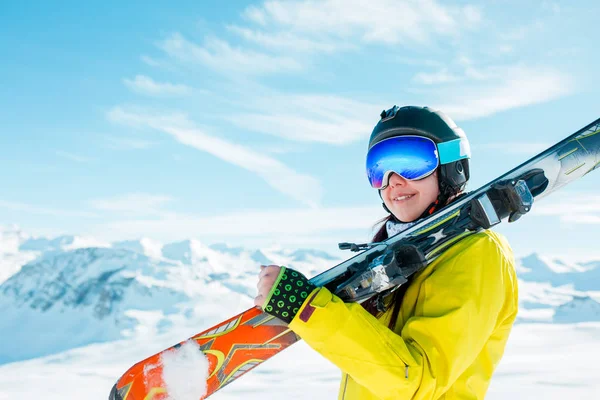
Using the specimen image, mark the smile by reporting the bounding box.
[393,194,415,202]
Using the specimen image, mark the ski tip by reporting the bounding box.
[108,383,123,400]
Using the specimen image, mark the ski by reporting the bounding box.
[109,117,600,400]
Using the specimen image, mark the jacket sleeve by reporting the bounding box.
[288,233,516,399]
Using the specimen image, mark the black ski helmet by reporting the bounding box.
[368,105,471,197]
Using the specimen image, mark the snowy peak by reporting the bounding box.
[112,238,163,259]
[554,296,600,323]
[209,243,275,266]
[520,253,588,274]
[20,234,110,254]
[0,225,29,254]
[209,243,245,256]
[250,250,273,266]
[287,249,339,262]
[0,226,38,284]
[518,253,600,291]
[1,247,174,312]
[0,247,192,364]
[162,239,216,265]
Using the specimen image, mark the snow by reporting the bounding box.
[19,234,110,253]
[160,340,209,400]
[0,225,37,284]
[162,239,216,265]
[0,323,599,399]
[518,253,600,291]
[1,226,600,398]
[554,296,600,323]
[112,238,163,259]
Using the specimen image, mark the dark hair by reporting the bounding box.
[360,214,409,330]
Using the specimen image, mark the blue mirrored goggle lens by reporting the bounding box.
[366,136,439,189]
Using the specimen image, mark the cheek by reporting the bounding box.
[380,188,391,202]
[417,178,439,201]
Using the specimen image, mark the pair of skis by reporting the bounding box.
[110,117,600,400]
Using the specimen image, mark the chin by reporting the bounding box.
[392,211,418,223]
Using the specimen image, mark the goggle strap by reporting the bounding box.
[438,138,471,164]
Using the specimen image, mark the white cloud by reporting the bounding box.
[434,66,574,120]
[499,20,545,41]
[103,136,157,150]
[412,68,461,85]
[498,45,513,54]
[123,75,191,96]
[107,107,323,207]
[241,0,480,45]
[94,204,385,239]
[562,214,600,224]
[89,193,174,216]
[55,151,91,163]
[226,25,346,53]
[474,142,552,155]
[140,55,162,67]
[531,193,600,224]
[0,200,98,218]
[462,5,483,25]
[542,1,561,15]
[227,93,380,144]
[158,33,302,75]
[411,58,575,120]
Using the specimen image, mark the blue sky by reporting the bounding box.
[1,0,599,259]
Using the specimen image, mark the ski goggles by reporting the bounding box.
[366,136,440,189]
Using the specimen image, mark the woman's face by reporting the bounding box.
[380,171,440,222]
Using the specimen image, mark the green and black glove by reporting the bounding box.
[261,266,316,324]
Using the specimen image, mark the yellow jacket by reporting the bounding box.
[289,230,518,399]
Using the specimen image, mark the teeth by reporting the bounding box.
[394,194,413,201]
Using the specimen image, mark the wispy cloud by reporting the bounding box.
[240,0,481,46]
[55,151,91,163]
[140,55,162,67]
[431,65,574,120]
[412,68,461,85]
[123,75,191,96]
[107,107,323,207]
[95,204,385,239]
[157,33,302,75]
[0,200,98,218]
[226,93,380,144]
[226,25,346,53]
[542,1,561,15]
[89,193,174,217]
[499,20,545,41]
[531,193,600,224]
[473,142,552,155]
[152,0,482,79]
[103,136,157,150]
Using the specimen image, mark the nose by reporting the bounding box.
[387,172,407,188]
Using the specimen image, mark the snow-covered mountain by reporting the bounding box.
[553,295,600,323]
[0,228,344,364]
[518,253,600,291]
[0,225,38,283]
[1,226,600,366]
[0,247,195,363]
[20,234,111,253]
[112,237,163,259]
[509,253,600,323]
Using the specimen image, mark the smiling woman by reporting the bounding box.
[255,105,519,400]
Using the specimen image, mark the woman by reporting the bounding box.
[255,106,519,399]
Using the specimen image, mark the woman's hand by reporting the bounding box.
[254,265,282,308]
